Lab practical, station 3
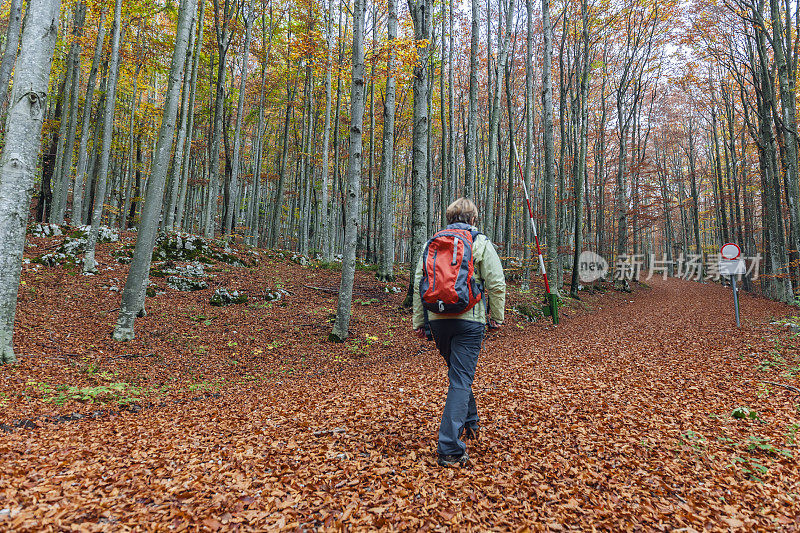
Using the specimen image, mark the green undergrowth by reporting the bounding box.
[756,332,800,377]
[676,423,795,483]
[27,381,141,407]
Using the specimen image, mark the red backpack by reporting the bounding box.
[419,225,483,314]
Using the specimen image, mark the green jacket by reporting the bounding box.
[413,227,506,329]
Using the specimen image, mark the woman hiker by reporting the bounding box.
[412,197,507,467]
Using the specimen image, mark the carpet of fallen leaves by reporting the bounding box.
[2,232,800,531]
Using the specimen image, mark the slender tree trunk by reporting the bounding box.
[113,0,195,341]
[205,0,236,238]
[298,59,313,255]
[321,0,334,260]
[330,0,366,341]
[570,0,590,298]
[269,80,295,248]
[37,76,64,222]
[485,0,513,240]
[0,0,23,116]
[268,13,294,249]
[711,105,729,243]
[439,0,447,227]
[70,4,108,226]
[247,6,272,246]
[377,0,397,281]
[542,0,558,295]
[686,124,702,257]
[165,6,198,230]
[0,0,61,364]
[447,0,455,203]
[82,62,107,225]
[465,0,479,197]
[52,2,86,224]
[224,11,252,239]
[175,0,206,232]
[83,0,123,273]
[330,3,347,253]
[404,0,431,307]
[365,3,376,262]
[121,64,142,231]
[521,0,535,289]
[595,50,608,256]
[49,69,72,225]
[504,55,515,258]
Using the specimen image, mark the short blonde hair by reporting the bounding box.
[446,198,478,225]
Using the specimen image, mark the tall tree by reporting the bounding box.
[330,0,366,342]
[541,0,558,294]
[377,0,398,282]
[113,0,196,341]
[320,0,334,260]
[0,0,62,364]
[164,1,199,230]
[485,0,513,239]
[204,0,238,238]
[224,8,253,238]
[465,0,479,197]
[52,1,87,224]
[83,0,123,274]
[0,0,23,116]
[404,0,431,306]
[522,0,535,290]
[570,0,590,298]
[70,3,108,226]
[174,0,206,232]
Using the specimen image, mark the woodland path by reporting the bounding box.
[2,276,800,531]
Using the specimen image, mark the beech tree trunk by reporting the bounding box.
[542,0,558,295]
[377,0,398,282]
[331,0,366,342]
[224,10,252,239]
[404,0,431,307]
[205,0,237,238]
[165,5,199,230]
[320,0,334,260]
[51,2,86,224]
[113,0,195,341]
[0,0,61,364]
[484,0,512,240]
[70,4,108,226]
[465,0,479,198]
[83,0,123,274]
[570,0,590,298]
[0,0,23,116]
[175,0,205,232]
[522,0,534,289]
[447,0,455,207]
[268,13,294,249]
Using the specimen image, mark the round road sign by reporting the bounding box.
[720,242,741,260]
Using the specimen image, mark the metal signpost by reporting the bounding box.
[719,243,745,327]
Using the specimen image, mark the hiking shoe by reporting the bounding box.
[437,453,469,467]
[462,425,480,441]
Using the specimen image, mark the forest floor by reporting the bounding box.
[2,230,800,531]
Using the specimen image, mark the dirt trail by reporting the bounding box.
[2,276,799,531]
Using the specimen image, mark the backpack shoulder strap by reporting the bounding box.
[468,231,489,321]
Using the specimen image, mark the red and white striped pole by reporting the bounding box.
[512,143,558,324]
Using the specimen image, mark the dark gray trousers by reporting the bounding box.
[429,319,485,457]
